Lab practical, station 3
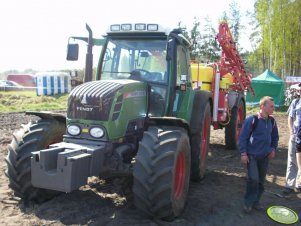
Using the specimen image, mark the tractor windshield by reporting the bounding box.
[100,39,167,84]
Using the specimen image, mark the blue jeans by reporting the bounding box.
[244,155,269,207]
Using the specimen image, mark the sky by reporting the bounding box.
[0,0,255,73]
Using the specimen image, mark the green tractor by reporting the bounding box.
[5,23,248,220]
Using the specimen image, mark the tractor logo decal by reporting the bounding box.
[76,106,93,112]
[81,95,88,105]
[75,94,94,111]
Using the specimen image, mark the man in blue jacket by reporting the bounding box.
[239,96,279,213]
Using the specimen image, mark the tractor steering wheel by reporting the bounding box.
[135,69,152,76]
[130,69,152,81]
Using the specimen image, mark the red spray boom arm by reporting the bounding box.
[216,22,255,96]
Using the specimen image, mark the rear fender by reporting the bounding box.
[228,93,246,119]
[228,92,245,109]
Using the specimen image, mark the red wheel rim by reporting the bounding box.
[174,151,186,199]
[236,103,245,141]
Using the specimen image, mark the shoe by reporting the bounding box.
[294,187,301,193]
[282,188,294,195]
[253,203,264,211]
[243,205,252,213]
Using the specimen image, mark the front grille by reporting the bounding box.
[67,81,124,121]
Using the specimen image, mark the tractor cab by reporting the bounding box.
[67,23,193,119]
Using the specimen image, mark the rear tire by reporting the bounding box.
[190,102,211,181]
[133,126,191,220]
[225,99,246,150]
[5,118,66,203]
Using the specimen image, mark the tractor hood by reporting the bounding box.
[67,80,148,122]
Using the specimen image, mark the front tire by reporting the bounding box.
[133,126,191,220]
[5,118,66,203]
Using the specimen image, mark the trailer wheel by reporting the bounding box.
[225,99,246,149]
[190,102,211,181]
[5,119,66,203]
[133,127,191,220]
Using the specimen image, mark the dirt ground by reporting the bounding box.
[0,113,300,226]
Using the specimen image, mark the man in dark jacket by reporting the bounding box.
[239,96,279,213]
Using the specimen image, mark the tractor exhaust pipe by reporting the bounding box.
[67,23,94,83]
[85,23,93,83]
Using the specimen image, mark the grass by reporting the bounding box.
[0,91,68,113]
[246,105,288,115]
[0,90,289,115]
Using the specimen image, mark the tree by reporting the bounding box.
[253,0,301,77]
[220,0,241,46]
[245,3,265,76]
[199,17,219,62]
[179,18,219,63]
[190,18,202,60]
[228,0,241,45]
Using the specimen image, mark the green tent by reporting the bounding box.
[246,69,285,107]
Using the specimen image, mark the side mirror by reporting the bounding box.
[67,43,79,61]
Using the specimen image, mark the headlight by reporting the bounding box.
[90,127,104,138]
[67,125,81,136]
